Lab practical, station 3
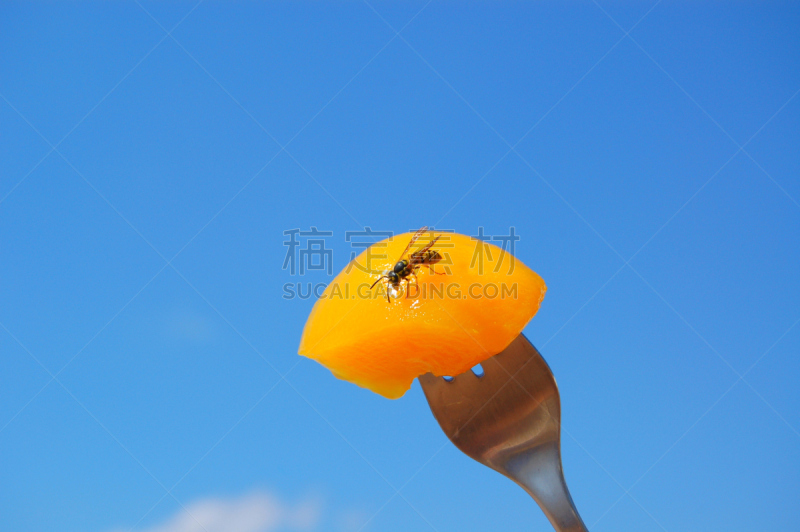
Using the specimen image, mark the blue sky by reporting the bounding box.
[1,1,798,531]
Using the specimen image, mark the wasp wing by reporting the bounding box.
[409,235,441,262]
[398,226,429,260]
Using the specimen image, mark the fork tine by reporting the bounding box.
[420,335,558,459]
[492,334,546,373]
[419,335,540,413]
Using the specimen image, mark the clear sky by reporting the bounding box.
[1,1,798,531]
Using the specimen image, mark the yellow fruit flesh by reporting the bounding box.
[298,231,546,399]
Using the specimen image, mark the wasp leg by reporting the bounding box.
[404,275,418,298]
[406,272,423,299]
[387,281,399,302]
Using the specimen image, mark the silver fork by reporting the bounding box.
[419,334,588,532]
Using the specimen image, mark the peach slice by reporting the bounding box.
[298,230,546,399]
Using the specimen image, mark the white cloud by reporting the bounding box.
[122,491,321,532]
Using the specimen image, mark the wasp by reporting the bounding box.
[370,227,444,302]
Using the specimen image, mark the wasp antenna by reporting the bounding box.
[370,276,385,289]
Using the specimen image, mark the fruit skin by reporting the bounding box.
[298,231,546,399]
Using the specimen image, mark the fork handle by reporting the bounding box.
[507,441,588,532]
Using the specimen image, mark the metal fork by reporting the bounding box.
[419,334,587,532]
